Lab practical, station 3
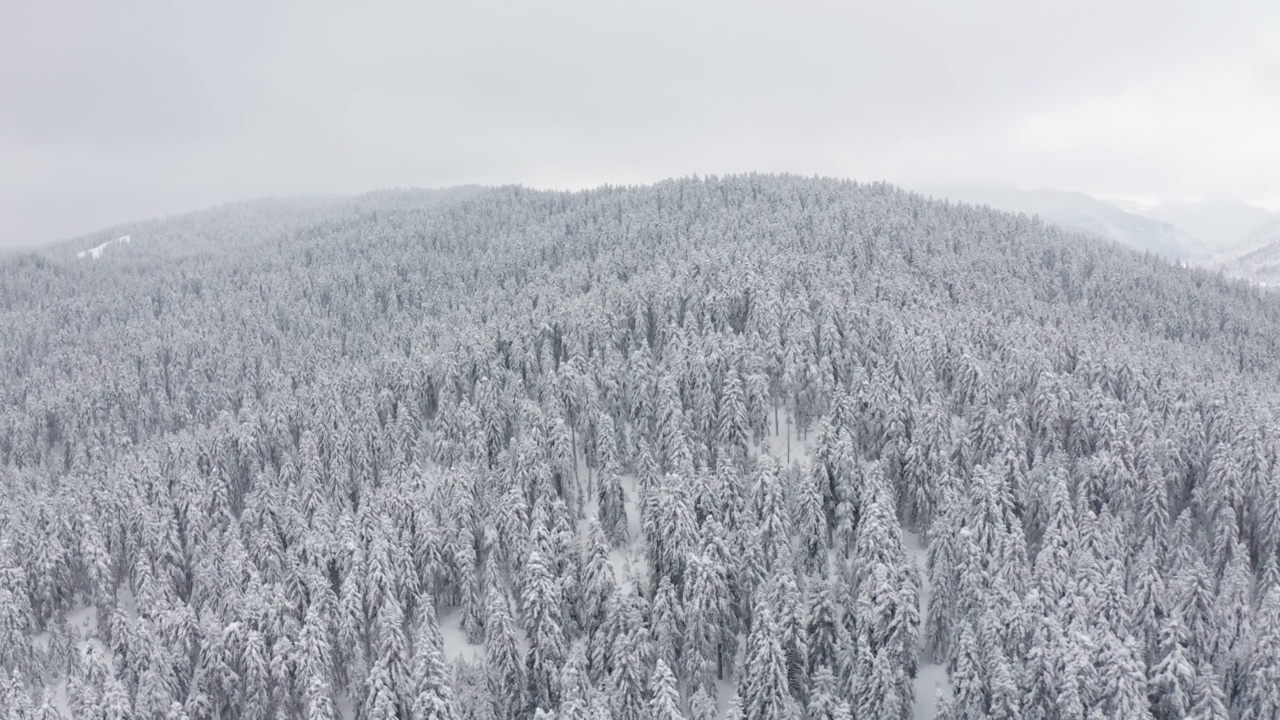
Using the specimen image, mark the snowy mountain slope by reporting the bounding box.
[75,234,131,259]
[1137,198,1274,253]
[54,189,486,262]
[5,176,1280,719]
[925,184,1208,262]
[1220,217,1280,286]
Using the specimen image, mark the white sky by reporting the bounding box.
[2,0,1278,245]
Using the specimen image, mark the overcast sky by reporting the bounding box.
[2,0,1279,246]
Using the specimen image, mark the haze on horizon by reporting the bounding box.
[2,0,1279,247]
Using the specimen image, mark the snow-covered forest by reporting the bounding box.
[4,174,1280,719]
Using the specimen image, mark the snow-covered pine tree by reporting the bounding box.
[740,590,799,720]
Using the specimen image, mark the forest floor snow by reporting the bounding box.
[439,607,487,664]
[31,585,135,718]
[904,530,951,720]
[76,235,131,260]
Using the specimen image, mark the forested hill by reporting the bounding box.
[3,175,1280,719]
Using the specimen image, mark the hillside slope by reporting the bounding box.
[927,184,1209,262]
[1220,217,1280,287]
[3,175,1280,719]
[1138,198,1274,253]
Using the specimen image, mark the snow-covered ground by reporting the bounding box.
[608,474,647,593]
[28,585,136,718]
[76,235,131,259]
[336,695,355,720]
[31,603,97,715]
[757,415,813,465]
[905,530,951,720]
[438,607,487,664]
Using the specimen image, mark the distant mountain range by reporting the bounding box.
[1220,217,1280,286]
[1137,198,1274,253]
[920,184,1280,286]
[921,184,1208,263]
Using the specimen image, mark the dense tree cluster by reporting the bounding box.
[3,175,1280,718]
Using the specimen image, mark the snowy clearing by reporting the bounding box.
[905,530,951,720]
[76,235,131,259]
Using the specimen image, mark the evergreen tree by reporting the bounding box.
[485,585,526,719]
[651,577,684,680]
[610,589,653,720]
[719,370,750,458]
[648,659,683,720]
[740,592,798,720]
[523,547,567,711]
[806,664,852,720]
[1186,661,1229,720]
[558,640,593,720]
[300,603,340,720]
[1148,615,1194,720]
[1241,588,1280,720]
[412,602,458,720]
[597,461,630,548]
[803,575,839,678]
[580,521,618,683]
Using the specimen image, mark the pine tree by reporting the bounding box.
[241,626,272,718]
[771,569,810,702]
[580,521,618,683]
[719,369,750,458]
[372,590,412,714]
[450,657,495,720]
[3,670,34,720]
[558,640,593,720]
[740,592,798,720]
[724,693,746,720]
[651,577,684,679]
[947,622,986,720]
[984,643,1022,720]
[609,588,653,720]
[642,473,695,589]
[452,518,486,645]
[648,659,683,720]
[1186,661,1229,720]
[1241,587,1280,720]
[300,603,340,720]
[1097,634,1152,720]
[689,687,717,720]
[683,550,732,694]
[752,456,792,574]
[486,585,526,719]
[0,568,34,677]
[807,664,852,720]
[656,375,693,476]
[804,574,839,678]
[34,690,63,720]
[412,602,458,720]
[363,657,402,720]
[597,461,630,547]
[793,466,829,575]
[522,548,566,711]
[1148,615,1194,720]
